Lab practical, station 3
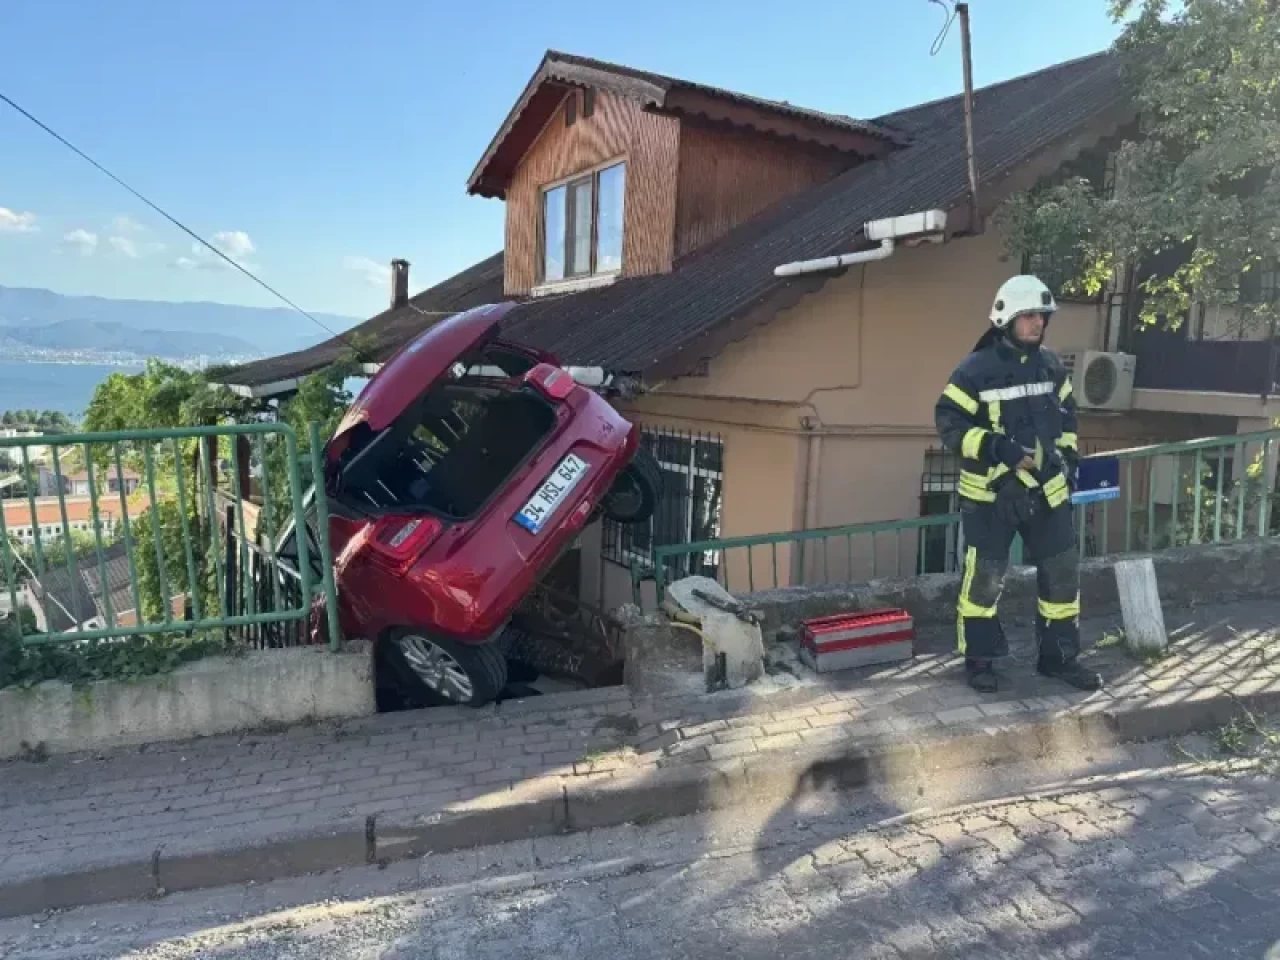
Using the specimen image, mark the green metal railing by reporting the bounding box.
[644,427,1280,604]
[0,422,340,650]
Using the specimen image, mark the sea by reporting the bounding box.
[0,362,143,419]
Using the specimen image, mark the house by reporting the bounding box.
[22,543,141,632]
[34,464,141,498]
[220,50,1280,609]
[2,494,147,548]
[65,466,142,498]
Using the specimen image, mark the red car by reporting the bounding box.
[296,303,659,706]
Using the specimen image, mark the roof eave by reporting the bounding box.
[642,98,1139,383]
[466,52,669,199]
[466,50,902,199]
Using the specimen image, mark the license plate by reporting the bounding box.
[514,454,589,534]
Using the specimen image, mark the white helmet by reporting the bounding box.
[990,275,1056,329]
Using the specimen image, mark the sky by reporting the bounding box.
[0,0,1123,329]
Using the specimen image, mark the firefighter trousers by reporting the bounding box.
[956,497,1081,664]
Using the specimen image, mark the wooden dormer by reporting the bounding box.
[468,51,905,298]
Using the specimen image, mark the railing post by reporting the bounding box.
[307,423,342,651]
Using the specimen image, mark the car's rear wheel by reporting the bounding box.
[602,446,663,524]
[383,629,508,707]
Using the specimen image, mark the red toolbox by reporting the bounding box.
[799,608,915,673]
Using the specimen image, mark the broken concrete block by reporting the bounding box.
[618,611,705,697]
[666,577,765,691]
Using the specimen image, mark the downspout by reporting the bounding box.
[775,239,896,278]
[798,420,823,584]
[803,425,823,531]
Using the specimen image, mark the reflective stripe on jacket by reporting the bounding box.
[935,338,1078,508]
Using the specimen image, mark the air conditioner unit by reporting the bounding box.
[1060,350,1137,411]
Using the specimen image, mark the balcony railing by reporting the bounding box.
[1131,334,1280,396]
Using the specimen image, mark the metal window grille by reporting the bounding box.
[602,426,724,582]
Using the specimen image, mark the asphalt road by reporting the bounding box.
[4,739,1278,960]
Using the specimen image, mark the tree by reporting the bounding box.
[997,0,1280,332]
[83,360,251,435]
[132,500,219,623]
[256,337,369,541]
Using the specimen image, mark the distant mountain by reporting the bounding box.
[0,319,256,360]
[0,285,358,358]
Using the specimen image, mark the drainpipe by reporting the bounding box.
[774,210,948,278]
[803,426,823,532]
[775,239,896,278]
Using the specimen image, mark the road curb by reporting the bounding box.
[2,686,1275,919]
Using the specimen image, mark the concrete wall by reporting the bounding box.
[745,538,1280,643]
[0,649,375,759]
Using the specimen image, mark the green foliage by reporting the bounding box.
[257,332,371,541]
[0,410,74,432]
[998,0,1280,330]
[132,499,219,624]
[83,359,252,435]
[0,613,231,691]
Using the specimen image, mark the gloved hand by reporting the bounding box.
[1052,448,1079,490]
[990,434,1030,471]
[994,474,1038,528]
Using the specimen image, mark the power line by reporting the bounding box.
[0,90,359,352]
[928,0,959,56]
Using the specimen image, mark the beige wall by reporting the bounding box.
[581,229,1222,607]
[1047,302,1105,354]
[668,234,1105,423]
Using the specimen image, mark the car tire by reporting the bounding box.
[602,446,663,524]
[382,629,508,708]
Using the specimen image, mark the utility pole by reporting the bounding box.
[957,3,982,234]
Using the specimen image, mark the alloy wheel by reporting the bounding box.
[396,634,475,702]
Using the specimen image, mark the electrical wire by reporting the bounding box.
[928,0,959,56]
[0,90,365,354]
[0,90,571,374]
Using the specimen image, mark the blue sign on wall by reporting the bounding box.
[1071,455,1121,505]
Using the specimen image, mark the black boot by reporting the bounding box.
[965,658,998,693]
[1037,658,1102,691]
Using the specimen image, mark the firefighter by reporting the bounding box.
[934,275,1102,694]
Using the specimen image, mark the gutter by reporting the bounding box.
[216,364,622,402]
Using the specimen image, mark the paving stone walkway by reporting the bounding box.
[4,745,1279,958]
[2,600,1278,904]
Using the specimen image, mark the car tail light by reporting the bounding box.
[368,514,445,575]
[524,363,575,401]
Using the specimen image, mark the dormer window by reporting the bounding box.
[541,160,625,284]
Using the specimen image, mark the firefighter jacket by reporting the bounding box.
[934,337,1079,509]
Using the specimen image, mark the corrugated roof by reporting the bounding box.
[32,544,137,633]
[220,252,504,393]
[539,50,907,143]
[499,51,1129,376]
[222,51,1129,391]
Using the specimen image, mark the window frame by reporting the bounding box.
[538,158,626,286]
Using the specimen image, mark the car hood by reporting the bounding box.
[328,302,519,456]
